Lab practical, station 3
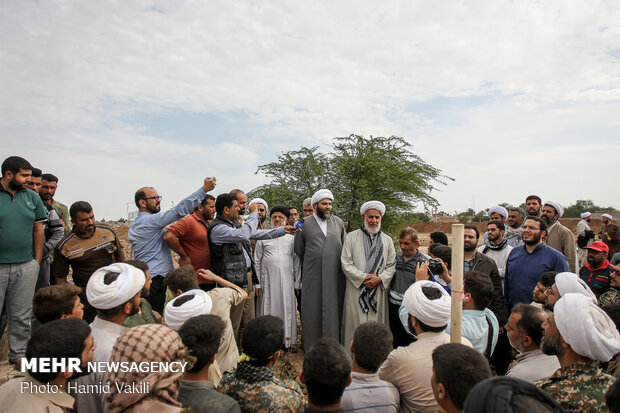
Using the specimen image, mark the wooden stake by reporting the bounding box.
[450,224,464,343]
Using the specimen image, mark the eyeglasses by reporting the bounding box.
[144,196,162,201]
[487,228,499,232]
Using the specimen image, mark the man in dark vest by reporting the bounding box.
[207,193,297,345]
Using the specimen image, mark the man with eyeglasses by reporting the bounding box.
[129,177,217,314]
[504,216,569,312]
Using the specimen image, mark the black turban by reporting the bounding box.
[270,205,290,219]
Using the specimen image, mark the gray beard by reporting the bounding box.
[364,224,381,235]
[317,209,331,219]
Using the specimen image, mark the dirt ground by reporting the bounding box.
[0,218,593,385]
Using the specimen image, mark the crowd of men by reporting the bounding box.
[1,154,620,412]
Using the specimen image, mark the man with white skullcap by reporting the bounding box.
[341,201,396,351]
[294,189,346,350]
[379,281,472,413]
[545,271,597,310]
[86,262,145,363]
[542,201,576,272]
[248,198,270,229]
[536,293,620,412]
[164,289,213,331]
[599,213,614,240]
[577,211,595,266]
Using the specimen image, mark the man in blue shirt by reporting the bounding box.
[504,216,569,310]
[0,156,47,365]
[129,177,217,313]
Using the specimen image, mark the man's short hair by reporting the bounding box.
[133,187,154,208]
[26,318,91,383]
[41,173,58,183]
[1,156,32,176]
[178,314,225,373]
[124,259,149,274]
[303,337,352,407]
[69,201,93,220]
[510,303,546,346]
[525,195,542,204]
[418,286,448,332]
[430,231,448,246]
[229,189,244,200]
[487,220,505,231]
[524,216,547,233]
[302,198,312,208]
[33,284,82,324]
[464,225,480,239]
[432,343,491,410]
[352,322,393,373]
[539,271,557,289]
[163,265,199,293]
[509,207,526,217]
[432,245,452,270]
[199,194,216,207]
[215,193,236,216]
[399,227,419,243]
[464,271,493,310]
[31,167,42,178]
[241,315,284,366]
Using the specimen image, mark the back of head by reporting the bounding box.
[464,376,564,413]
[303,338,352,407]
[2,156,32,176]
[69,201,93,220]
[178,314,225,373]
[33,283,82,324]
[352,322,393,372]
[26,318,91,383]
[511,303,545,346]
[430,231,448,246]
[432,245,452,270]
[124,259,149,274]
[464,271,493,310]
[432,343,491,410]
[241,315,284,366]
[164,265,199,293]
[215,193,235,216]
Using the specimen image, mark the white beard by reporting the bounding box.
[365,224,381,235]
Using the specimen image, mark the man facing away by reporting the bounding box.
[504,303,559,383]
[0,156,46,366]
[129,175,216,313]
[341,322,399,413]
[294,189,346,349]
[341,201,396,350]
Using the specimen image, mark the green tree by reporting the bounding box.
[247,134,451,232]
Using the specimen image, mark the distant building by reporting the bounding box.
[431,212,458,224]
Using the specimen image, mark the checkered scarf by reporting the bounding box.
[359,226,384,313]
[108,324,194,413]
[236,361,275,382]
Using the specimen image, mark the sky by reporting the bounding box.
[2,1,619,220]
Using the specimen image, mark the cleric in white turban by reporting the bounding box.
[164,289,213,331]
[248,198,268,211]
[310,188,334,206]
[487,205,508,220]
[543,201,564,218]
[553,293,620,362]
[397,280,452,335]
[581,212,591,219]
[546,272,597,310]
[86,263,145,310]
[360,200,386,216]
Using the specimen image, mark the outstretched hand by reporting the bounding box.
[203,177,217,192]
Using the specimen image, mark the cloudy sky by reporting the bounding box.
[2,1,619,220]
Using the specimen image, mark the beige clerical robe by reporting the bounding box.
[341,229,396,349]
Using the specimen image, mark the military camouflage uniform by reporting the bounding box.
[217,362,306,412]
[51,199,71,233]
[535,361,615,412]
[599,287,620,307]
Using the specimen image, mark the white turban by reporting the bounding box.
[360,200,386,216]
[403,280,451,327]
[86,263,146,310]
[248,198,268,210]
[602,213,613,220]
[581,212,591,219]
[487,205,508,220]
[543,201,564,218]
[555,272,597,302]
[311,189,334,206]
[164,289,213,331]
[555,293,620,361]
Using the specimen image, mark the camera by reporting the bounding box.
[428,258,443,275]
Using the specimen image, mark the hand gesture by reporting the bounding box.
[203,177,217,192]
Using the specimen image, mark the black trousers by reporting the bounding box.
[146,275,166,315]
[389,301,415,348]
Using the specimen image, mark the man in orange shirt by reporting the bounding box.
[164,195,216,291]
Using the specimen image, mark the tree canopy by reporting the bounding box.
[247,134,451,231]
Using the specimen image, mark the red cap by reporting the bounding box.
[585,241,609,253]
